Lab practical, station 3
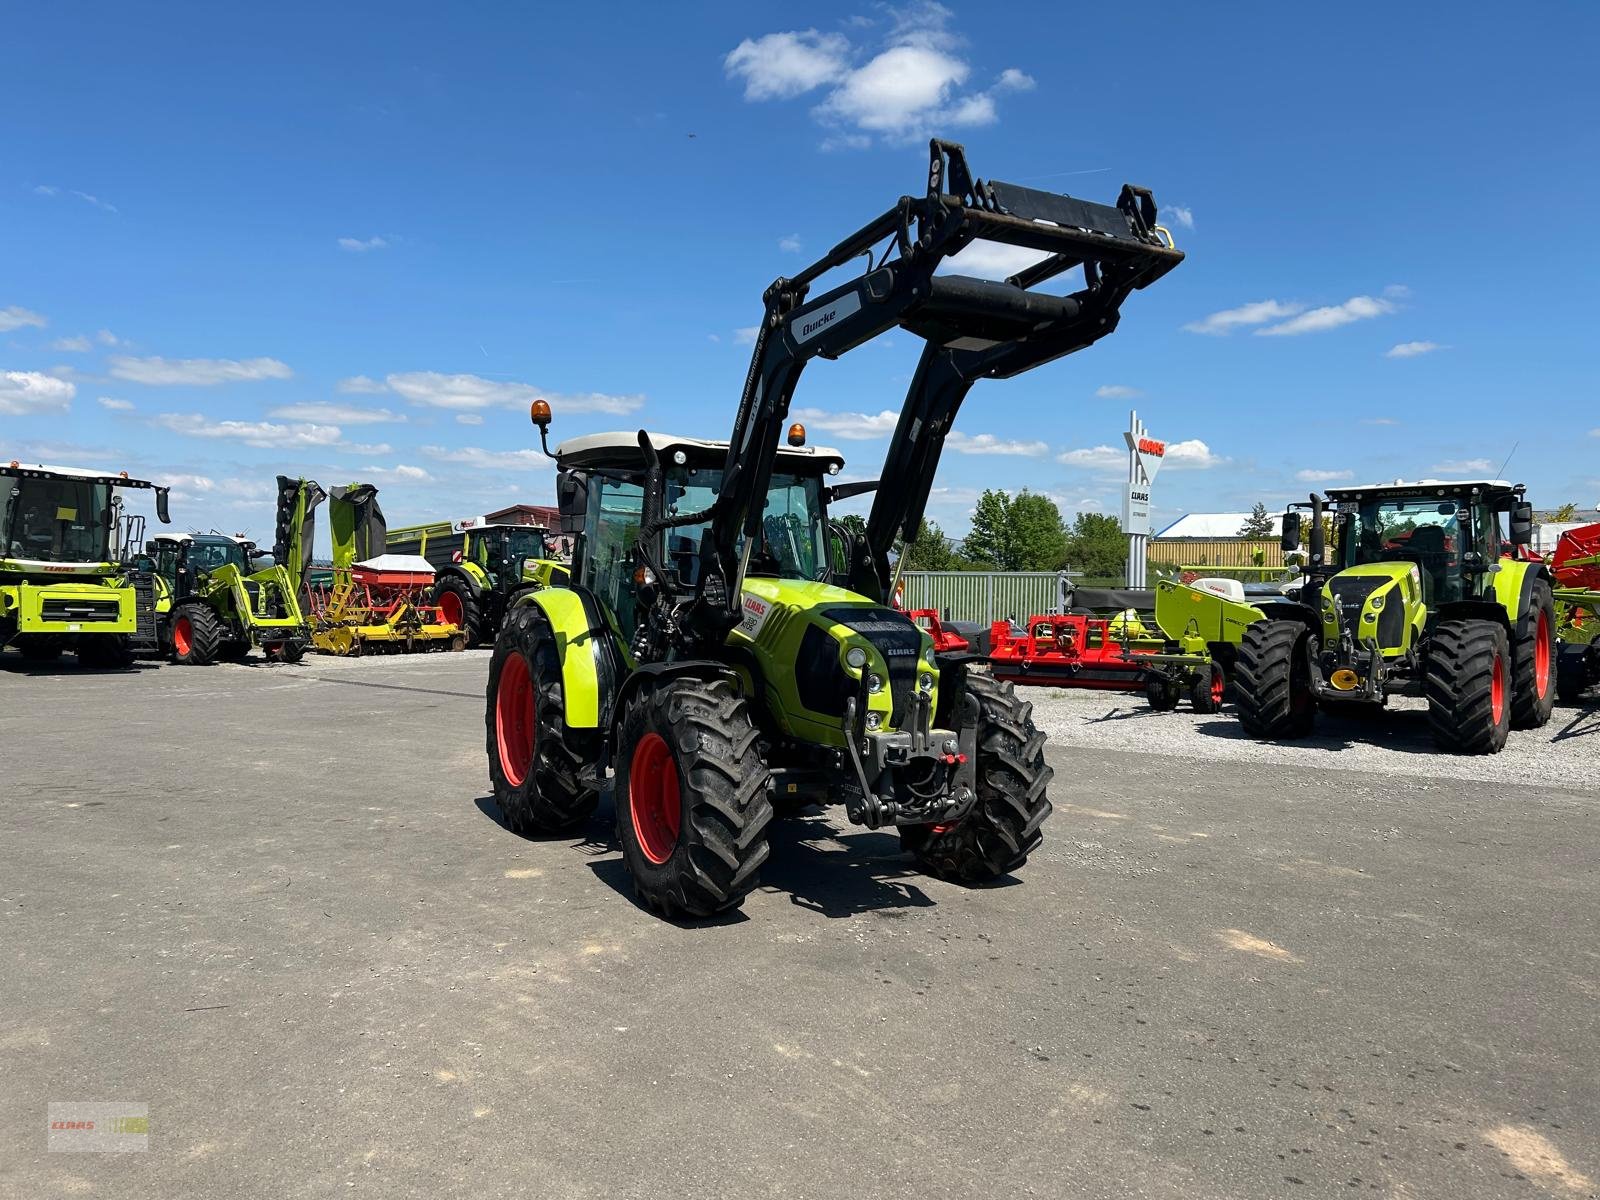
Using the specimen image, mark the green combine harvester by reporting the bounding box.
[484,139,1183,917]
[385,516,566,646]
[1234,478,1554,753]
[146,477,320,665]
[2,461,171,667]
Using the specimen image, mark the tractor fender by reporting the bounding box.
[1489,559,1552,637]
[438,562,488,594]
[1434,599,1512,630]
[607,659,741,741]
[513,586,624,729]
[1260,599,1322,635]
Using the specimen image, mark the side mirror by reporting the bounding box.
[145,540,158,556]
[1509,501,1534,546]
[155,487,172,524]
[1280,511,1301,552]
[556,472,587,535]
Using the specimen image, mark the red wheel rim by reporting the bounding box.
[495,652,535,787]
[439,589,464,630]
[1534,610,1551,696]
[1490,652,1505,725]
[173,615,193,657]
[1210,665,1225,707]
[629,732,681,865]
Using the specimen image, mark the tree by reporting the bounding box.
[962,490,1012,568]
[1007,491,1069,571]
[1238,502,1274,537]
[1551,503,1579,523]
[1063,512,1126,578]
[903,519,957,571]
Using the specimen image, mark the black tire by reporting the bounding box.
[614,677,773,918]
[278,640,306,664]
[1556,643,1592,703]
[170,604,224,666]
[435,575,483,647]
[902,674,1053,883]
[1424,619,1511,754]
[75,635,133,668]
[218,639,252,662]
[15,634,64,662]
[1234,620,1316,739]
[1510,579,1556,729]
[486,604,602,835]
[1190,661,1226,714]
[1144,672,1180,711]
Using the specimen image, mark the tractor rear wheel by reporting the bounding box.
[486,604,602,835]
[1424,619,1511,754]
[76,636,133,668]
[1190,661,1226,714]
[1234,620,1316,739]
[1510,580,1556,729]
[170,605,223,665]
[614,677,772,918]
[435,576,482,647]
[16,634,64,662]
[902,674,1053,883]
[1144,672,1180,711]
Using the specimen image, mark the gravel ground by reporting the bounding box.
[1023,685,1600,791]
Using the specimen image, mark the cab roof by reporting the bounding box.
[555,431,845,474]
[150,531,252,546]
[1324,478,1522,502]
[2,461,165,489]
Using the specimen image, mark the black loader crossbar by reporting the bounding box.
[649,138,1183,654]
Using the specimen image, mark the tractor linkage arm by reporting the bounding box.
[638,138,1183,657]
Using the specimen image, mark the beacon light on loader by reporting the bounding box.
[530,398,551,429]
[787,423,807,446]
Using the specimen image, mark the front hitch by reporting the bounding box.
[840,685,978,829]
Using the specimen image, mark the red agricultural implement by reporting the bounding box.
[1553,522,1600,701]
[907,609,971,652]
[987,612,1154,691]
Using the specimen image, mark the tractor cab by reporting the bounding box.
[147,532,257,596]
[459,521,555,587]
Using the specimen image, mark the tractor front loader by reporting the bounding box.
[2,461,172,668]
[484,139,1182,917]
[1233,480,1554,753]
[149,477,319,665]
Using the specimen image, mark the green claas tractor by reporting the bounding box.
[484,139,1183,916]
[1234,478,1554,753]
[1,461,171,667]
[147,476,318,665]
[386,517,566,646]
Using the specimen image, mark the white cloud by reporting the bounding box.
[1385,340,1445,358]
[1182,299,1303,335]
[0,305,48,332]
[1362,417,1399,426]
[50,335,92,352]
[338,235,390,252]
[778,233,802,253]
[0,370,75,416]
[96,329,124,347]
[267,402,407,425]
[1256,294,1397,337]
[156,473,277,505]
[421,445,552,471]
[70,190,117,213]
[1056,444,1124,472]
[365,464,434,483]
[943,430,1048,457]
[733,326,761,346]
[728,5,1033,145]
[724,30,850,100]
[110,355,293,385]
[791,407,899,440]
[1166,205,1195,230]
[1164,439,1227,469]
[1431,458,1495,475]
[337,375,389,394]
[940,239,1051,280]
[98,397,134,411]
[385,371,643,415]
[153,413,343,449]
[456,413,484,425]
[1095,385,1142,400]
[1296,468,1354,483]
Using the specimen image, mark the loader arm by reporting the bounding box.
[658,139,1182,649]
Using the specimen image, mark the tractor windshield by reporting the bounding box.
[189,538,249,574]
[1342,496,1462,599]
[664,466,827,584]
[502,527,549,566]
[3,476,112,563]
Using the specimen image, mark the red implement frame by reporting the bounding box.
[987,613,1153,690]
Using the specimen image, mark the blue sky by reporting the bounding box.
[4,1,1597,545]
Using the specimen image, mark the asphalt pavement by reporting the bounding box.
[2,648,1596,1199]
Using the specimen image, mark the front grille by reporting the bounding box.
[41,597,123,623]
[821,605,925,729]
[1326,576,1384,640]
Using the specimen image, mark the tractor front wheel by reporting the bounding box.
[1424,619,1511,754]
[1234,620,1316,739]
[170,605,223,666]
[902,673,1053,883]
[435,576,482,647]
[485,604,602,835]
[614,677,773,918]
[1510,580,1556,729]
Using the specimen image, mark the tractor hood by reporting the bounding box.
[1324,561,1417,648]
[731,577,935,744]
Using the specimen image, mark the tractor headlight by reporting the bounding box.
[922,645,935,666]
[918,672,934,693]
[867,673,884,694]
[845,645,869,671]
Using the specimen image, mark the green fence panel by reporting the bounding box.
[899,572,1066,625]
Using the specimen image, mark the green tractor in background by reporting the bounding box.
[1,461,171,667]
[386,517,566,646]
[148,476,319,665]
[484,140,1182,917]
[1234,478,1554,753]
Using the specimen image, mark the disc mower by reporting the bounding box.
[485,139,1182,917]
[1233,479,1554,753]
